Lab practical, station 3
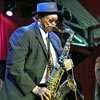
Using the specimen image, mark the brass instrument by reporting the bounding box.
[47,27,74,100]
[47,26,84,100]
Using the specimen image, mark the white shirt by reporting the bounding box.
[39,28,58,83]
[32,27,57,93]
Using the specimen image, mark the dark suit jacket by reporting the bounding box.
[0,22,62,100]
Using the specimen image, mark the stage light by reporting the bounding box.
[5,0,17,17]
[6,8,14,16]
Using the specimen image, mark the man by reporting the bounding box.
[94,56,100,100]
[0,2,61,100]
[94,56,100,87]
[0,2,72,100]
[0,79,3,91]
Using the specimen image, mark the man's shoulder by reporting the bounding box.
[13,22,37,35]
[49,32,60,40]
[17,23,35,31]
[9,22,37,41]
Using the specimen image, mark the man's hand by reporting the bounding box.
[33,86,51,100]
[64,59,74,71]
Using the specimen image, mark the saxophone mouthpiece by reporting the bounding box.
[52,26,61,33]
[61,29,73,34]
[49,25,61,33]
[49,25,74,35]
[61,29,70,33]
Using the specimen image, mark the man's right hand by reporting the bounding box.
[33,86,51,100]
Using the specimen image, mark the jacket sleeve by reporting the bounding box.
[7,27,36,95]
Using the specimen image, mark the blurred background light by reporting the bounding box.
[6,10,13,17]
[5,0,17,17]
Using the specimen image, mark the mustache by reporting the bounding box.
[49,25,61,32]
[49,25,73,34]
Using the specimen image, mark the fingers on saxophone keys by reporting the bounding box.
[43,88,51,98]
[42,92,49,100]
[39,87,51,100]
[45,89,51,98]
[40,94,44,100]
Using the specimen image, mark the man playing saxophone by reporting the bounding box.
[0,2,73,100]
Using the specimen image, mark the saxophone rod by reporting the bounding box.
[75,87,84,100]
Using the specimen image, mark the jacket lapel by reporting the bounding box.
[33,22,48,58]
[49,32,62,57]
[32,22,62,58]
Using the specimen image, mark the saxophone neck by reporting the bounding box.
[50,25,74,39]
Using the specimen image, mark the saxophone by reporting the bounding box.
[47,28,75,100]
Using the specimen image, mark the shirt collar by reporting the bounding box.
[40,28,48,40]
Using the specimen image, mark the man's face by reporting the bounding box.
[39,14,58,33]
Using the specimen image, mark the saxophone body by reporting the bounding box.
[47,28,74,100]
[47,64,64,100]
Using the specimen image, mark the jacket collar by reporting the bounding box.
[32,22,61,58]
[33,22,48,58]
[49,32,62,57]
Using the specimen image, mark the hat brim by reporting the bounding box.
[32,11,62,16]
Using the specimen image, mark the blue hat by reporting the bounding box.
[32,2,61,15]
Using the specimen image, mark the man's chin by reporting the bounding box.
[46,28,53,33]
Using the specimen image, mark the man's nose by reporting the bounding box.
[51,21,57,26]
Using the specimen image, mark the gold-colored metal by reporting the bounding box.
[67,76,76,91]
[46,27,75,100]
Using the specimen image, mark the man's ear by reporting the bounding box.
[38,19,41,22]
[32,15,41,22]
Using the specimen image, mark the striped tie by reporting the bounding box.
[46,37,53,79]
